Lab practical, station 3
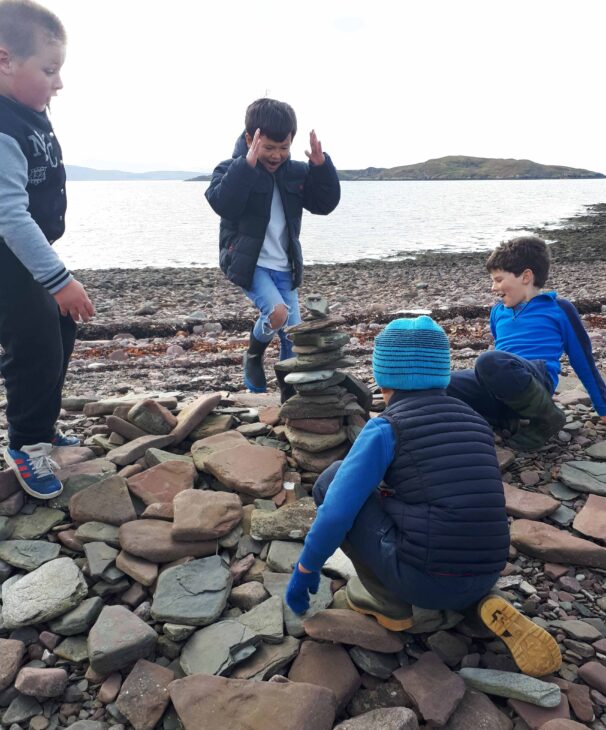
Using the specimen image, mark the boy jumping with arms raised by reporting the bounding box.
[0,0,94,499]
[205,98,340,393]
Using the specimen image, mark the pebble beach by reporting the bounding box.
[0,203,605,729]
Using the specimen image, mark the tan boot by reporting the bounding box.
[478,595,561,677]
[346,576,414,632]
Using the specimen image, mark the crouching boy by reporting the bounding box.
[286,316,561,677]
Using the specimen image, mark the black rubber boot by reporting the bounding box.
[503,377,566,451]
[243,331,271,393]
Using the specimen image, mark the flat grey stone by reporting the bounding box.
[1,694,42,725]
[559,461,606,496]
[49,596,104,636]
[0,540,60,571]
[334,707,420,730]
[348,647,399,679]
[163,624,196,642]
[231,636,301,680]
[285,370,336,384]
[2,557,88,629]
[180,620,260,676]
[88,605,157,674]
[151,555,231,626]
[0,516,13,540]
[219,524,242,549]
[54,635,89,662]
[458,667,561,707]
[75,521,120,547]
[549,619,603,641]
[237,594,284,644]
[266,540,303,573]
[303,293,329,317]
[262,571,333,637]
[83,542,119,578]
[549,482,580,500]
[585,441,606,460]
[549,504,577,526]
[64,722,110,730]
[7,507,64,539]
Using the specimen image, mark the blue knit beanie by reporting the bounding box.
[372,316,451,390]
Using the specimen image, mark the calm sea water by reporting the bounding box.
[55,179,606,269]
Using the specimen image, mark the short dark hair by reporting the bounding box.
[0,0,65,58]
[486,236,551,288]
[245,98,297,142]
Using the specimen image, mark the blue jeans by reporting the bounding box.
[242,266,301,358]
[313,462,499,611]
[447,350,554,426]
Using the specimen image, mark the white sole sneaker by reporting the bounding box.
[4,448,63,500]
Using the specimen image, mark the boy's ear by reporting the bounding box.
[521,268,535,285]
[0,47,13,75]
[244,132,253,148]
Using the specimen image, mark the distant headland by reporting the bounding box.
[337,155,605,181]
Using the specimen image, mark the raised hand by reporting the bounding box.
[246,128,262,168]
[305,129,325,166]
[53,279,95,323]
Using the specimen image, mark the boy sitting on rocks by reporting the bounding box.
[448,236,606,450]
[286,316,561,677]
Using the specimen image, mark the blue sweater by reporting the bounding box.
[491,291,606,415]
[299,418,393,573]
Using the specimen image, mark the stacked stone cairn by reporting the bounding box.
[274,295,373,476]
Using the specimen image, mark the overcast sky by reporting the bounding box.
[43,0,605,174]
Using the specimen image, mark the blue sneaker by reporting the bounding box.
[4,443,63,499]
[51,429,81,447]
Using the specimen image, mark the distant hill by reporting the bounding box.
[337,156,605,181]
[65,165,208,181]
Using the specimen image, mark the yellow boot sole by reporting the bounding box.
[346,594,415,632]
[478,595,561,677]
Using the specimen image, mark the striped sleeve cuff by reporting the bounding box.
[43,268,73,294]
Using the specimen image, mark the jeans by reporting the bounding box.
[313,461,500,611]
[447,350,554,426]
[242,266,301,356]
[0,243,77,449]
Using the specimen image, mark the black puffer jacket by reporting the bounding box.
[380,389,510,575]
[205,133,340,290]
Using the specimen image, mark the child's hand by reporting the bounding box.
[285,562,320,614]
[305,130,325,166]
[246,128,262,168]
[53,279,95,323]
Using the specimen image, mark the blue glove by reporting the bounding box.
[285,563,321,615]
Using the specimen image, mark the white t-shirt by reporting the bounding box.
[256,183,290,271]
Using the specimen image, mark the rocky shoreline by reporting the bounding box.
[0,203,605,729]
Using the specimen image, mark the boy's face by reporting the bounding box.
[1,32,65,112]
[490,268,534,308]
[246,132,292,173]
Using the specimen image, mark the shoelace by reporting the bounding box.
[26,448,59,479]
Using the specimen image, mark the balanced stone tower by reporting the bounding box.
[275,295,373,476]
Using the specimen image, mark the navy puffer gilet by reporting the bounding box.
[380,389,509,575]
